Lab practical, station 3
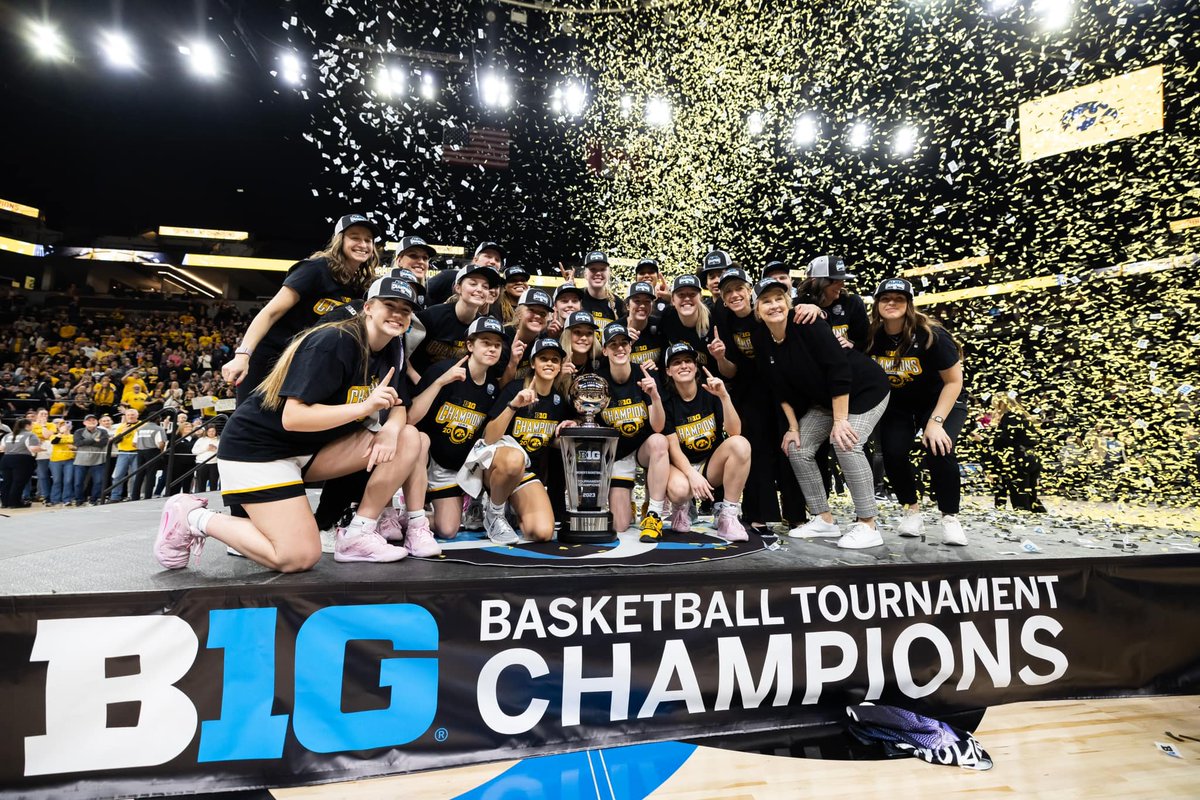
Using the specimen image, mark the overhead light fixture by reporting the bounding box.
[645,96,672,128]
[893,125,919,156]
[158,226,249,241]
[620,94,634,119]
[551,79,587,118]
[420,72,437,100]
[100,31,136,70]
[375,65,407,99]
[1032,0,1072,29]
[987,0,1018,13]
[280,52,303,85]
[479,70,511,109]
[182,253,294,272]
[847,121,870,149]
[181,41,219,79]
[792,113,819,146]
[748,111,765,137]
[27,21,68,61]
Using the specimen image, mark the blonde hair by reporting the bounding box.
[672,293,711,338]
[257,314,371,411]
[559,325,601,366]
[752,285,793,322]
[498,292,519,324]
[308,230,379,293]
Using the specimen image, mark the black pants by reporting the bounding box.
[0,454,35,507]
[878,401,968,515]
[738,388,781,525]
[167,457,196,495]
[194,461,220,492]
[313,470,370,530]
[131,449,160,500]
[994,452,1043,511]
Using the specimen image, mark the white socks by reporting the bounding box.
[647,498,666,516]
[187,507,216,534]
[343,513,378,539]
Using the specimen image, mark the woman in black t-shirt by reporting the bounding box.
[866,278,969,546]
[155,279,427,573]
[657,275,713,368]
[559,310,601,378]
[222,215,381,403]
[411,263,501,377]
[578,252,626,332]
[409,316,506,537]
[467,337,575,543]
[660,342,750,542]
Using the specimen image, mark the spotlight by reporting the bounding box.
[893,125,919,156]
[376,65,406,99]
[645,96,672,128]
[792,113,819,146]
[280,53,304,85]
[986,0,1018,11]
[479,70,511,109]
[748,111,764,137]
[181,41,219,78]
[420,72,437,100]
[847,121,870,149]
[620,94,634,119]
[551,79,587,118]
[1032,0,1072,29]
[27,21,67,61]
[100,31,136,70]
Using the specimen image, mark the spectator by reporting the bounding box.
[166,420,198,495]
[191,424,220,491]
[109,408,141,501]
[1,419,41,508]
[31,408,54,502]
[131,414,166,500]
[72,414,109,505]
[47,419,75,506]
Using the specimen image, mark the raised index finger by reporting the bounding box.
[456,354,470,367]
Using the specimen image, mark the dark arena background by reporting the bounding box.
[0,0,1198,798]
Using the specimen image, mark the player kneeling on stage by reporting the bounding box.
[460,337,576,543]
[155,278,430,572]
[660,342,750,542]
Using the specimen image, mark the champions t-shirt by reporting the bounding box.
[579,293,626,332]
[258,258,357,360]
[220,329,408,462]
[412,303,474,375]
[818,293,870,350]
[618,317,664,369]
[661,388,725,465]
[656,308,712,368]
[867,326,965,411]
[597,364,656,460]
[488,381,570,475]
[416,359,499,470]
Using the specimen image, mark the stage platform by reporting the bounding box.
[1,494,1198,799]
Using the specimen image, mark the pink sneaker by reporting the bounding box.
[378,506,408,543]
[669,502,692,533]
[334,525,408,563]
[154,494,208,569]
[404,515,442,557]
[715,505,749,542]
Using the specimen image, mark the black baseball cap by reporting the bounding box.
[665,341,698,363]
[627,280,655,300]
[808,255,855,280]
[701,250,733,274]
[518,287,553,310]
[554,283,584,302]
[565,310,598,330]
[718,267,751,290]
[456,263,503,288]
[83,413,98,421]
[672,274,703,293]
[388,268,426,306]
[753,277,790,304]
[529,337,566,359]
[635,258,659,274]
[334,214,382,239]
[601,323,631,347]
[763,260,789,279]
[583,250,609,268]
[875,277,914,301]
[396,235,436,259]
[474,241,506,259]
[467,316,505,339]
[504,264,530,282]
[366,276,420,308]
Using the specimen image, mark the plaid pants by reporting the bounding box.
[787,395,889,520]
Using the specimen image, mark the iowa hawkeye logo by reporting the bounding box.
[873,351,924,388]
[436,402,485,443]
[602,400,649,437]
[511,416,557,452]
[676,413,717,452]
[313,296,353,315]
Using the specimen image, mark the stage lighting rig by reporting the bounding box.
[280,53,304,85]
[792,113,819,146]
[181,42,219,79]
[100,31,136,70]
[893,125,919,156]
[420,72,437,100]
[747,111,764,137]
[620,94,634,119]
[479,70,511,109]
[376,65,407,99]
[847,121,870,149]
[1032,0,1072,29]
[551,79,587,118]
[26,21,68,61]
[645,96,672,128]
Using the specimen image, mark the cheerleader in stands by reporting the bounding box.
[223,214,380,404]
[752,277,892,550]
[463,337,575,543]
[660,342,750,541]
[597,322,670,540]
[866,278,969,545]
[408,316,507,540]
[578,251,626,331]
[559,310,601,378]
[155,277,432,572]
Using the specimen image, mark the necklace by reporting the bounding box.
[769,326,786,344]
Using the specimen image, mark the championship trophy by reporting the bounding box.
[558,372,620,543]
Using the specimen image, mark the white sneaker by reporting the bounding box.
[837,522,884,549]
[484,504,520,545]
[787,517,841,539]
[319,527,337,554]
[897,511,925,538]
[942,515,967,546]
[226,545,246,558]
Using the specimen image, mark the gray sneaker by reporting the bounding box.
[462,494,486,531]
[483,504,519,545]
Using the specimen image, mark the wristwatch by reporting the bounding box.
[932,415,945,424]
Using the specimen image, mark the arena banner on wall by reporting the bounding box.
[1019,64,1164,162]
[1,556,1199,798]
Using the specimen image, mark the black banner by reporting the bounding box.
[2,554,1199,798]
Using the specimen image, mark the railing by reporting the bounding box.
[98,408,228,503]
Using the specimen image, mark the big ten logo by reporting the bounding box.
[312,297,350,315]
[23,605,438,776]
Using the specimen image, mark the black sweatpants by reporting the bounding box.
[1,454,36,507]
[878,401,968,515]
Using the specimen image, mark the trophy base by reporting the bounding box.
[559,510,616,544]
